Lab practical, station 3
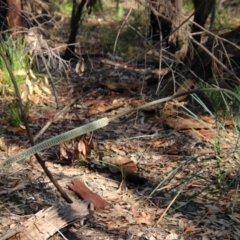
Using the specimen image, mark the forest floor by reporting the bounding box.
[1,1,240,240]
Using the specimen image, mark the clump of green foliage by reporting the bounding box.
[196,82,232,113]
[6,101,22,127]
[0,35,30,126]
[0,35,29,95]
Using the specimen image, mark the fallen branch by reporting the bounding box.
[0,200,91,240]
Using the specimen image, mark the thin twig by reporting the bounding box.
[113,6,133,54]
[33,96,82,142]
[191,37,240,83]
[157,188,183,223]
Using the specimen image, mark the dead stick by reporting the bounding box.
[0,49,73,204]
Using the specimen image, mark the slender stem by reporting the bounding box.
[0,49,73,204]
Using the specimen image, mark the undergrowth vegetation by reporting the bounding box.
[78,0,147,56]
[0,36,31,126]
[0,36,29,95]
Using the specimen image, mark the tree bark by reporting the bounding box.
[0,0,22,32]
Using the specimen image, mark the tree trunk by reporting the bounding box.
[0,0,22,32]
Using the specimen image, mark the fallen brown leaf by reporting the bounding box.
[174,79,195,101]
[198,129,215,140]
[67,178,108,210]
[134,211,155,225]
[164,115,215,129]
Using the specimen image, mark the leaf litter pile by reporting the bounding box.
[1,36,240,240]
